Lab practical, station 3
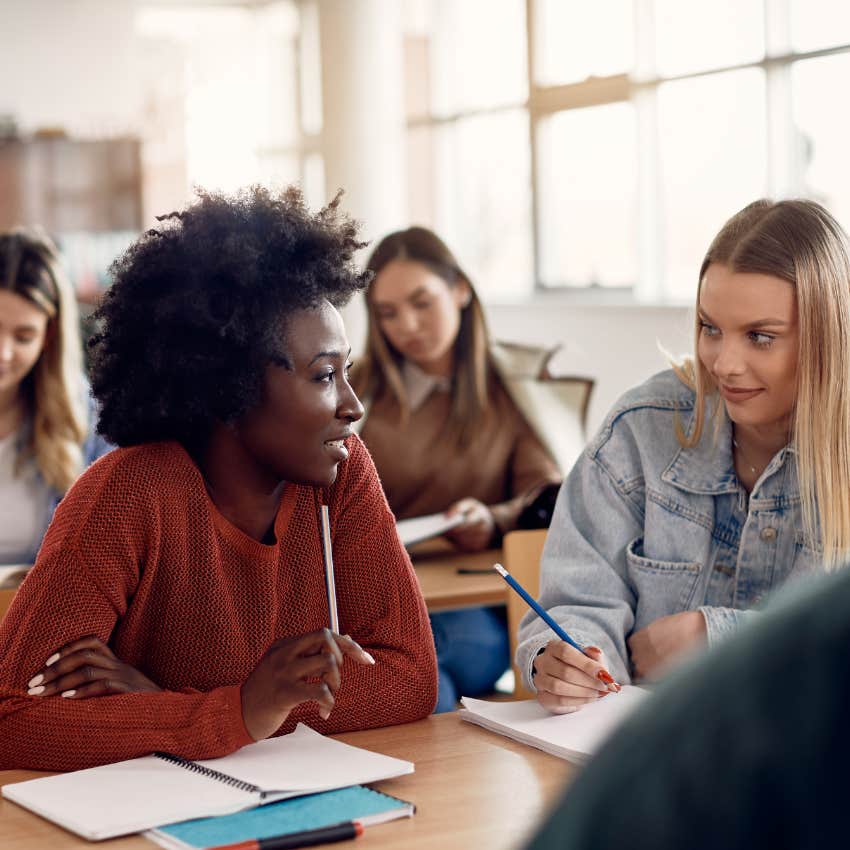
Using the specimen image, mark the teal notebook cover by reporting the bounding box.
[152,785,413,849]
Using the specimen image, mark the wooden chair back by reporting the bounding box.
[503,528,548,698]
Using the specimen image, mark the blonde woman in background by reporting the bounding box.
[518,199,850,710]
[353,226,564,711]
[0,229,111,566]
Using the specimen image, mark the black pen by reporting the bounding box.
[211,820,364,850]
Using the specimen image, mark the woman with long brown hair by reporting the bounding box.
[353,226,565,711]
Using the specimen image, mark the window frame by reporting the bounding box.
[403,0,850,303]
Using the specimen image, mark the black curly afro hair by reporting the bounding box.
[89,185,369,448]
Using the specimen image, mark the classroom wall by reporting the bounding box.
[0,1,147,137]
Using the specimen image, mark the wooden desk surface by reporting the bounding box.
[0,713,573,850]
[410,541,506,612]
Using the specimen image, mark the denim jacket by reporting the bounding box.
[14,388,112,564]
[516,368,822,686]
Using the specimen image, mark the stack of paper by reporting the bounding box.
[459,686,648,764]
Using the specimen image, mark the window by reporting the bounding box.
[137,1,306,196]
[537,103,637,289]
[403,0,850,302]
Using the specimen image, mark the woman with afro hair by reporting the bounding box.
[0,186,437,771]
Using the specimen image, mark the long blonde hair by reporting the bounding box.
[353,226,495,447]
[674,199,850,569]
[0,228,87,493]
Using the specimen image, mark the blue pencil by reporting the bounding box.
[493,563,585,652]
[494,562,620,691]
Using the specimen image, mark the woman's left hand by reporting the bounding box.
[26,635,162,699]
[627,610,707,681]
[444,498,496,551]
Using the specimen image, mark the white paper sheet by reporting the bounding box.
[459,686,648,764]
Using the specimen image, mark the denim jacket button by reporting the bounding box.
[760,526,777,542]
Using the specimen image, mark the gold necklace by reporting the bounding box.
[732,436,758,476]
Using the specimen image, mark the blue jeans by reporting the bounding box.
[429,606,510,713]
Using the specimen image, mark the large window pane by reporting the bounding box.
[537,103,637,288]
[791,0,850,52]
[428,0,527,115]
[654,0,763,77]
[658,69,767,299]
[792,54,850,229]
[409,110,533,299]
[534,0,633,85]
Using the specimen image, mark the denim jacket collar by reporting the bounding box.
[661,404,797,499]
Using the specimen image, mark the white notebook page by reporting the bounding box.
[459,685,648,763]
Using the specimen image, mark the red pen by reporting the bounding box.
[211,820,364,850]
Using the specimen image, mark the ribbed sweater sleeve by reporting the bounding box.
[0,566,254,771]
[0,448,254,770]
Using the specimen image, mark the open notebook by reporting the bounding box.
[2,724,413,841]
[459,685,648,764]
[396,512,464,548]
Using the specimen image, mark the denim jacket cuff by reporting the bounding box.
[699,605,749,649]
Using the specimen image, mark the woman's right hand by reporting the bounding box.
[532,639,620,714]
[240,629,375,741]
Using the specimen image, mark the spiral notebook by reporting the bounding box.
[2,724,414,841]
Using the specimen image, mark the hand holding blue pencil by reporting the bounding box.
[493,563,620,692]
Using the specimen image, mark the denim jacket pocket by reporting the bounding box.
[625,536,702,629]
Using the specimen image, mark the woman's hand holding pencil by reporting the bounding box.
[240,630,375,741]
[492,563,621,715]
[532,641,619,715]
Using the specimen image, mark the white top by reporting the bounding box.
[0,428,50,564]
[401,359,451,412]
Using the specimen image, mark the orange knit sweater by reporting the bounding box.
[0,437,437,771]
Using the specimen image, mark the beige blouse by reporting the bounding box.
[360,361,561,537]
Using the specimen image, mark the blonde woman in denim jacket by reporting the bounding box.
[517,199,850,710]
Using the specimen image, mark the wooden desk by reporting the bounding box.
[0,713,574,850]
[410,541,507,612]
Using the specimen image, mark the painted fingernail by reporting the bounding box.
[597,670,615,685]
[597,691,609,698]
[28,685,45,695]
[27,674,44,688]
[45,653,60,667]
[61,690,76,698]
[363,652,376,665]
